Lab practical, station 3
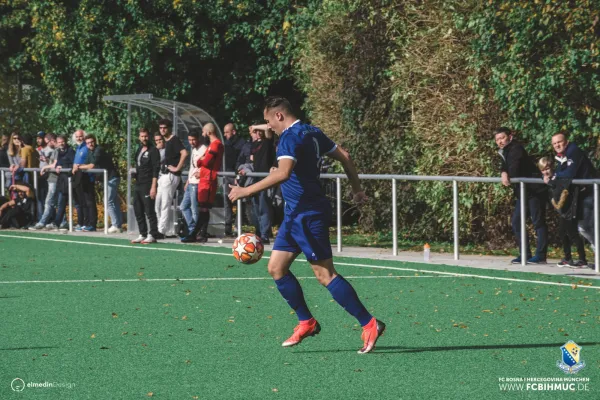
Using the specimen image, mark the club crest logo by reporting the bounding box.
[556,341,586,374]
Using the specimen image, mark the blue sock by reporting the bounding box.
[327,275,372,326]
[275,272,313,321]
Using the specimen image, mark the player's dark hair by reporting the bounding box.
[57,135,68,142]
[84,133,97,142]
[45,133,56,141]
[158,119,172,128]
[493,127,512,137]
[264,96,294,115]
[553,131,569,140]
[139,128,150,134]
[188,128,201,140]
[22,134,33,146]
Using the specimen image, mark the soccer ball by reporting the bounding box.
[232,233,264,264]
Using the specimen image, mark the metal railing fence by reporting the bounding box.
[3,167,598,274]
[1,167,110,234]
[219,171,600,274]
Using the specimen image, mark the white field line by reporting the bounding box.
[0,275,453,284]
[0,233,598,290]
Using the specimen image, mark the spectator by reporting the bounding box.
[36,133,58,219]
[8,133,24,182]
[0,133,9,170]
[495,127,548,264]
[77,134,122,233]
[538,157,589,268]
[179,128,207,237]
[71,129,88,229]
[35,131,45,152]
[544,132,599,267]
[1,133,9,190]
[0,182,35,229]
[72,134,100,232]
[131,128,160,244]
[52,135,75,231]
[223,123,246,236]
[154,132,166,161]
[156,119,188,238]
[19,134,40,185]
[249,124,275,244]
[237,128,257,168]
[181,123,224,243]
[30,133,58,230]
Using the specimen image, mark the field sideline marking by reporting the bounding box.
[1,233,598,290]
[0,275,453,284]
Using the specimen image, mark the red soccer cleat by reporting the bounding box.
[358,318,386,354]
[282,318,321,347]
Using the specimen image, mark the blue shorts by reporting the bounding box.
[273,211,332,261]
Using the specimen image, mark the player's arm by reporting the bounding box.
[250,124,273,139]
[228,158,294,202]
[9,184,34,198]
[326,147,366,203]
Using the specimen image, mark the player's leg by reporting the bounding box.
[271,216,320,347]
[296,213,385,354]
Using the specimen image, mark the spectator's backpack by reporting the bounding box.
[550,178,578,220]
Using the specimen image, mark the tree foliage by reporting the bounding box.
[1,0,319,136]
[1,0,599,245]
[460,0,600,153]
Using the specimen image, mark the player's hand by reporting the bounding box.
[194,171,200,179]
[353,191,367,204]
[501,172,510,187]
[228,184,248,202]
[149,186,157,200]
[543,175,550,184]
[167,165,178,173]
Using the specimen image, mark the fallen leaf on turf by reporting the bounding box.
[112,313,118,318]
[182,315,188,320]
[147,392,153,397]
[90,334,96,339]
[272,388,278,392]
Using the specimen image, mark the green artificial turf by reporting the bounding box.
[0,232,598,399]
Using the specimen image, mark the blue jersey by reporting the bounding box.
[276,120,337,215]
[74,142,89,165]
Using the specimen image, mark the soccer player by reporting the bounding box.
[181,123,224,243]
[228,96,385,354]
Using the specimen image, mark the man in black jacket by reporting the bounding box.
[544,132,598,267]
[495,127,548,264]
[222,123,246,236]
[131,128,161,244]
